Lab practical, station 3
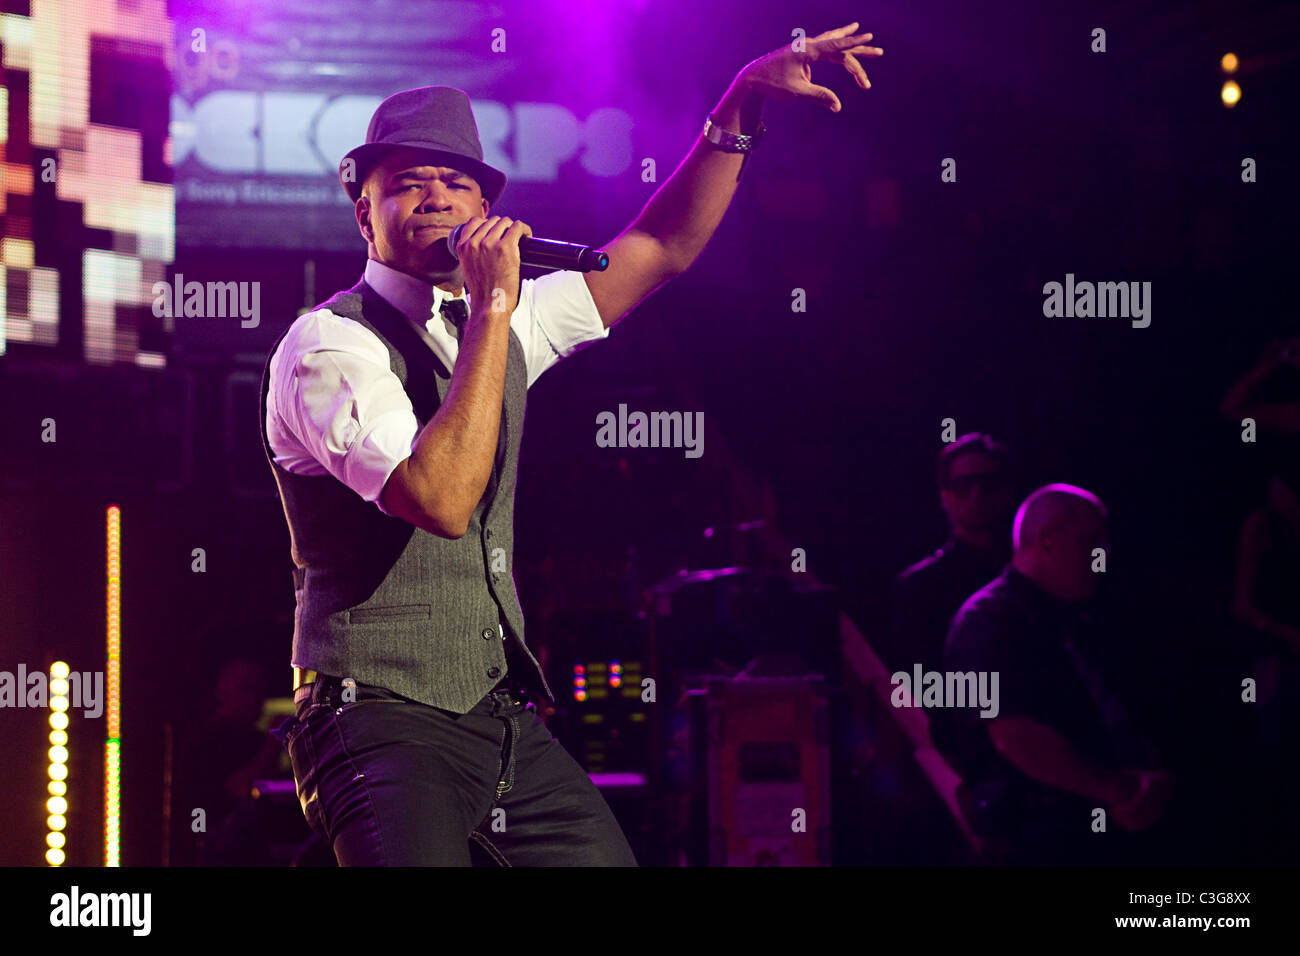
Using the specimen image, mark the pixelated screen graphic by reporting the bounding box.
[170,0,642,251]
[1,0,173,366]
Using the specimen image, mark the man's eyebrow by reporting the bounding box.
[391,168,468,182]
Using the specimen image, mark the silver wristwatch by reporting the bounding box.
[702,113,766,153]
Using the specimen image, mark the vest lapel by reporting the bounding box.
[356,280,510,509]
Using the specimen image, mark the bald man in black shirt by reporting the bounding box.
[940,484,1174,864]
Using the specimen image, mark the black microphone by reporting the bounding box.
[446,223,609,273]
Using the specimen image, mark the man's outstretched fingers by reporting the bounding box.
[843,53,870,89]
[811,22,861,42]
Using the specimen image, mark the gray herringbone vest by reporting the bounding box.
[258,277,554,714]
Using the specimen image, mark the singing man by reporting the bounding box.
[260,24,882,865]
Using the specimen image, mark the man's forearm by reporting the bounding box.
[990,717,1135,806]
[632,77,764,273]
[406,309,509,529]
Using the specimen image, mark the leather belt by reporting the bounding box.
[290,637,533,703]
[292,668,528,708]
[292,672,395,708]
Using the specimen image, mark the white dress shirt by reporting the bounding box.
[265,257,608,517]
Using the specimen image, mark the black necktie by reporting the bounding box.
[440,296,469,338]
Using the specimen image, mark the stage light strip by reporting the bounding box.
[105,506,121,867]
[46,661,71,866]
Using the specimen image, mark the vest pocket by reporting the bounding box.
[348,603,433,622]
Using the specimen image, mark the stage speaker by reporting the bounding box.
[685,675,832,866]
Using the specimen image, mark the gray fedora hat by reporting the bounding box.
[339,86,507,204]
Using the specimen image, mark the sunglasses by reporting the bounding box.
[944,473,1008,495]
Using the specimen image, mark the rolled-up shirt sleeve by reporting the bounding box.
[277,312,420,516]
[516,270,609,388]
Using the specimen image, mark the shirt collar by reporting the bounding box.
[363,258,471,336]
[942,534,1010,570]
[1003,563,1085,619]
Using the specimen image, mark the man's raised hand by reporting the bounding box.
[739,22,883,113]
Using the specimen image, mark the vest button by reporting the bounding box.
[487,666,501,679]
[482,627,495,640]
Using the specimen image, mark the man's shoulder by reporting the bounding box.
[945,572,1024,651]
[893,547,946,588]
[520,269,586,301]
[518,269,606,333]
[315,286,366,320]
[272,300,387,366]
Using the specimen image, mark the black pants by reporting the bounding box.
[272,678,637,866]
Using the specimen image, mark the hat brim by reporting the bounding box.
[339,142,506,205]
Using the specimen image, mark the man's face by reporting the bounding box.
[356,146,488,281]
[1042,507,1109,601]
[940,451,1013,541]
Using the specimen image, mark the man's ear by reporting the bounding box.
[481,197,489,218]
[355,196,374,243]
